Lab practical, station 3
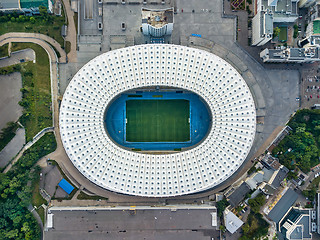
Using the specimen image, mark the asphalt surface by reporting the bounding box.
[0,128,25,168]
[45,207,219,240]
[0,72,22,130]
[0,48,35,68]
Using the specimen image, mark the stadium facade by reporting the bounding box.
[59,44,256,197]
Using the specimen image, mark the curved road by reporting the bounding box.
[0,32,67,63]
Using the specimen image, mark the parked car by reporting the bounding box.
[98,22,103,30]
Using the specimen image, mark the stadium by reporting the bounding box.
[59,44,256,197]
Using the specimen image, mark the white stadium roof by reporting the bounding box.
[59,44,256,197]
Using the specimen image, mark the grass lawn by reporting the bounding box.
[32,181,46,207]
[65,41,71,54]
[77,191,108,201]
[36,207,45,225]
[126,100,190,142]
[0,122,19,152]
[0,14,66,47]
[0,43,9,58]
[73,13,78,34]
[279,27,287,42]
[11,43,52,141]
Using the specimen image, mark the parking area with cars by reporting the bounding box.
[301,68,320,108]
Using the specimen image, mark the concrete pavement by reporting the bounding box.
[0,128,25,168]
[0,72,22,130]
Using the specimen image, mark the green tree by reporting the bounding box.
[248,193,266,213]
[273,27,280,38]
[30,17,35,24]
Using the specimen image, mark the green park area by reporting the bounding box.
[0,132,56,239]
[279,26,287,42]
[272,109,320,174]
[0,6,66,47]
[126,100,190,142]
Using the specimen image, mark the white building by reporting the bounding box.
[141,8,173,37]
[224,208,244,234]
[59,44,256,198]
[260,46,320,62]
[252,9,274,46]
[252,0,299,46]
[255,0,299,23]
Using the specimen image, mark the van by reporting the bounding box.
[98,22,103,30]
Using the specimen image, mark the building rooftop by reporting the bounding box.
[224,210,244,234]
[20,0,50,9]
[58,179,74,194]
[0,0,20,9]
[226,182,251,207]
[280,207,312,240]
[142,8,173,28]
[313,20,320,35]
[270,166,289,188]
[268,188,298,225]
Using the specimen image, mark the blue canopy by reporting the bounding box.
[58,179,74,194]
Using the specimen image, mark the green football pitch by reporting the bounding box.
[126,100,190,142]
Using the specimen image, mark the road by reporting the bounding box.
[28,205,43,240]
[0,32,67,63]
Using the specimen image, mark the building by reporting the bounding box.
[252,0,299,46]
[245,171,264,190]
[252,9,274,46]
[225,182,251,207]
[0,0,53,13]
[260,46,320,62]
[141,8,173,41]
[268,188,298,225]
[59,44,256,198]
[224,208,244,234]
[279,207,313,240]
[255,0,299,23]
[0,0,20,11]
[299,0,317,8]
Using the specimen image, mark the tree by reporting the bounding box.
[248,193,265,213]
[273,27,280,38]
[216,198,229,218]
[30,17,35,24]
[39,6,47,16]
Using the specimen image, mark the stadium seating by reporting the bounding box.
[59,44,256,197]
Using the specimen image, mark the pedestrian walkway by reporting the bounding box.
[0,32,67,63]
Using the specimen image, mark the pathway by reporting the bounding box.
[0,32,67,63]
[62,0,77,62]
[28,204,43,240]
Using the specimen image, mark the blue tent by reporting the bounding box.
[58,179,74,194]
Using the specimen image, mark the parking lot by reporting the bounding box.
[0,72,23,130]
[301,68,320,108]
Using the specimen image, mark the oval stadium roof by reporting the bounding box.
[59,44,256,197]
